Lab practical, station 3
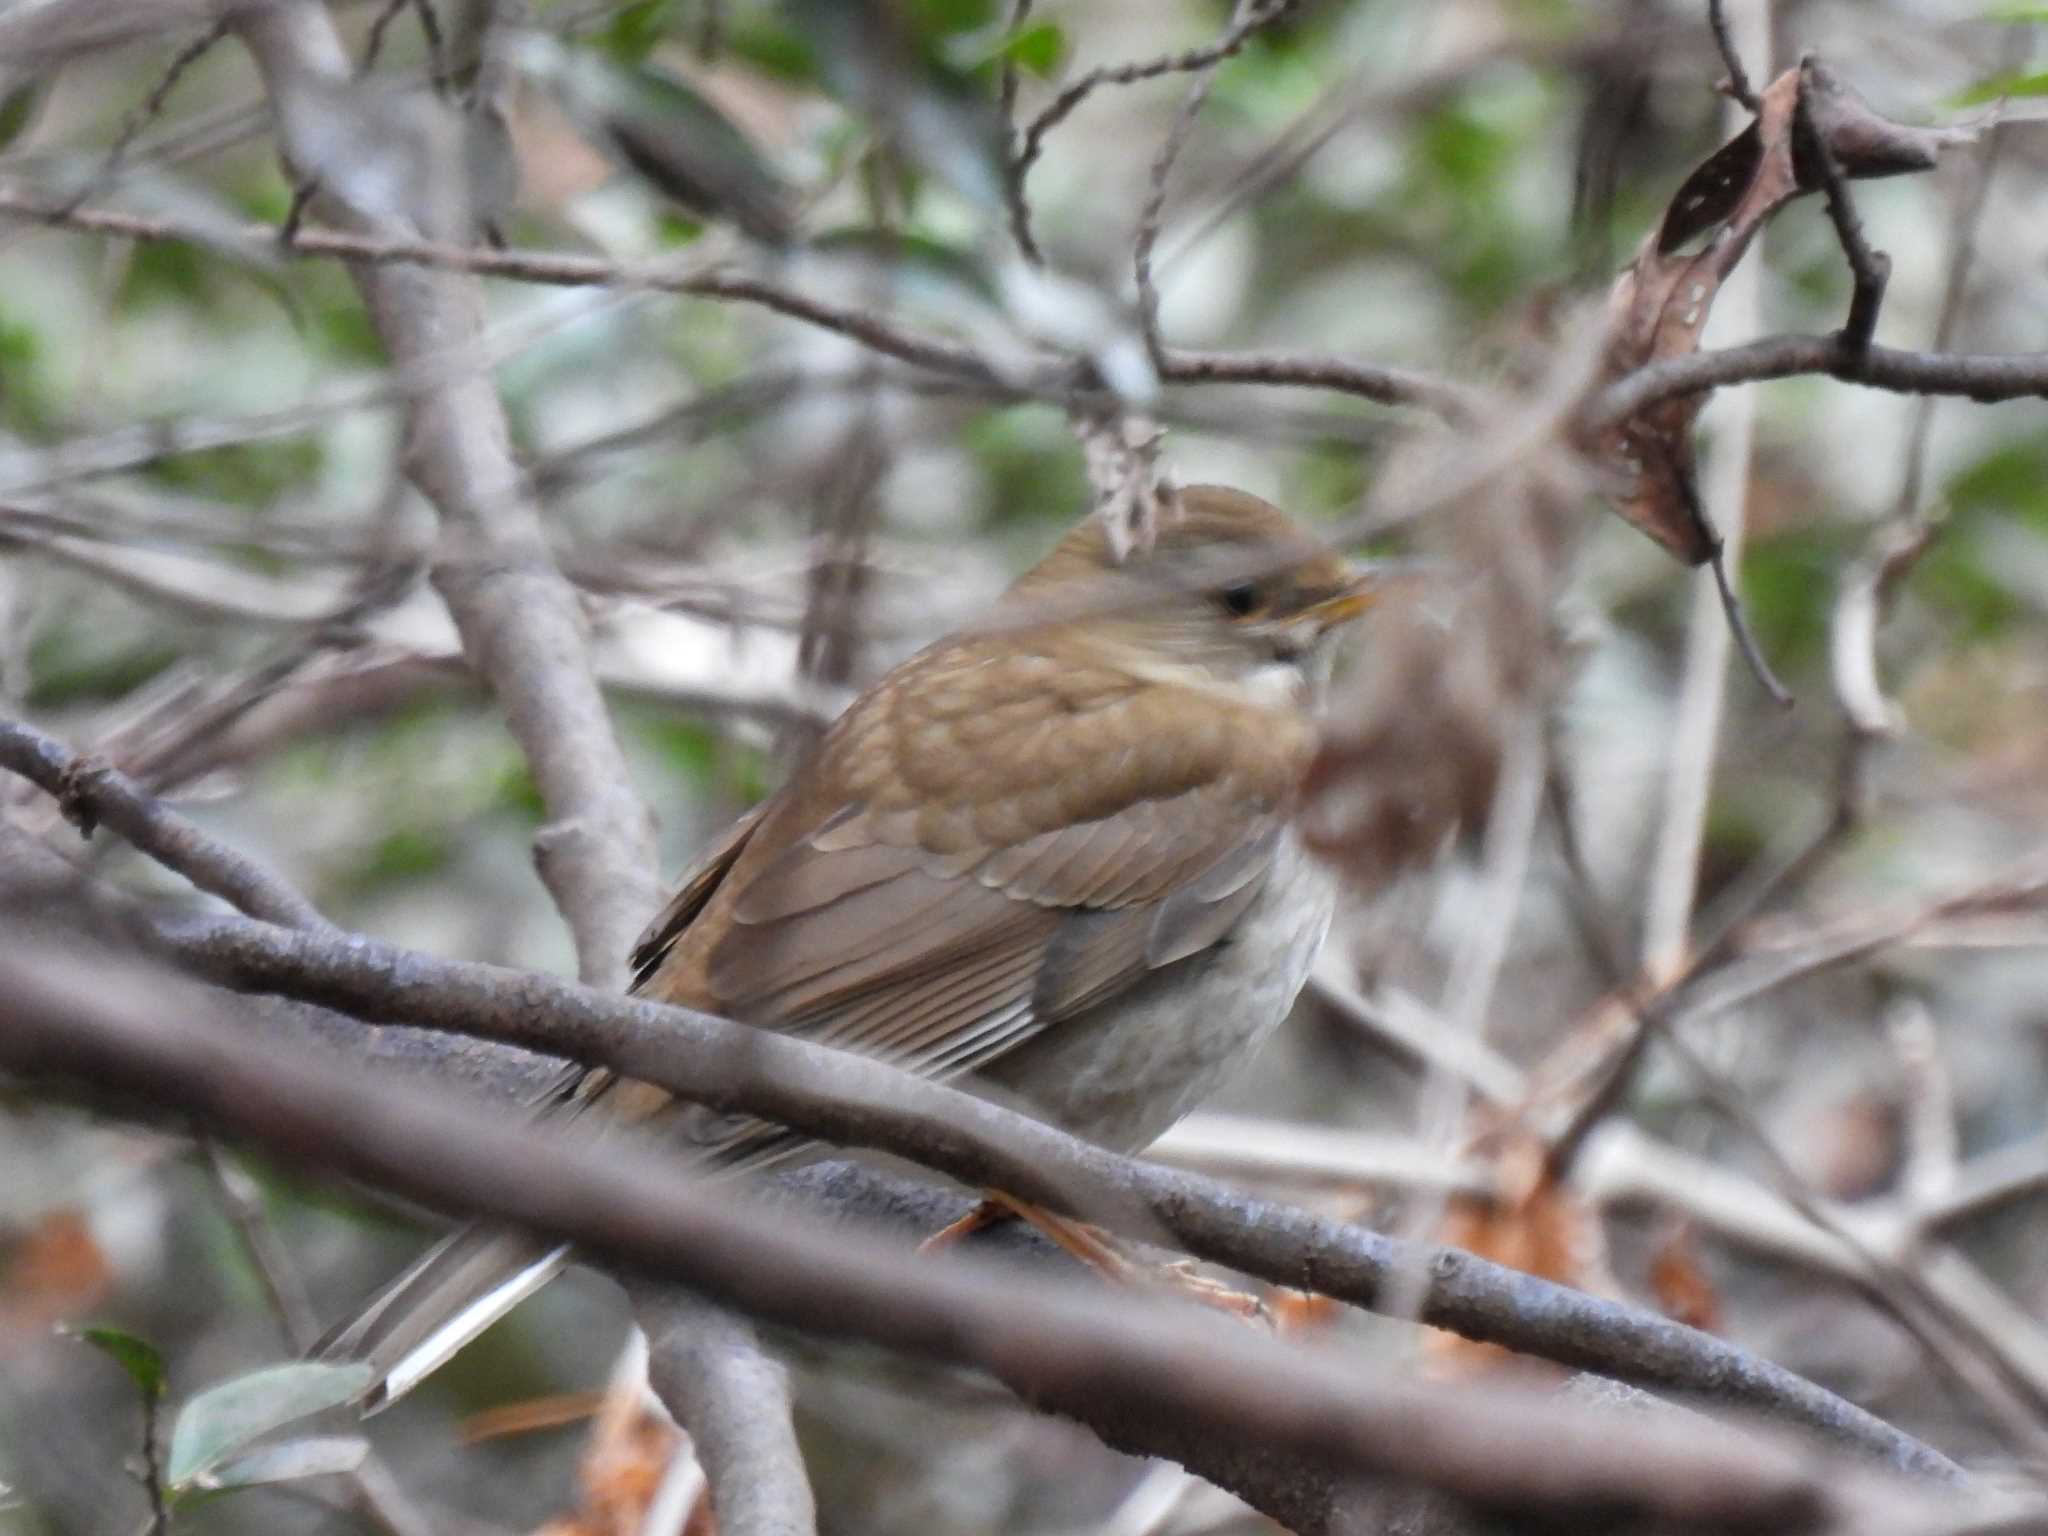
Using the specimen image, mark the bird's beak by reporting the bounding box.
[1299,562,1417,632]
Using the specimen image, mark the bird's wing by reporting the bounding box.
[629,793,779,991]
[673,644,1316,1088]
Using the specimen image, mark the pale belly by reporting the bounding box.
[976,830,1336,1153]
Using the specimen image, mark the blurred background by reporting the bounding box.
[2,0,2046,1532]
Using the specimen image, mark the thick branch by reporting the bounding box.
[0,940,1966,1534]
[631,1289,817,1536]
[154,906,1958,1481]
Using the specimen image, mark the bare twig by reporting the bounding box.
[1708,0,1758,110]
[1792,56,1890,354]
[1830,113,2006,738]
[11,193,2047,423]
[201,1141,322,1347]
[94,17,234,193]
[0,720,334,932]
[138,1385,168,1536]
[1133,1,1297,366]
[997,0,1038,262]
[197,1141,442,1536]
[359,0,412,74]
[1012,3,1293,263]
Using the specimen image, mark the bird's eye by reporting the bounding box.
[1216,582,1259,618]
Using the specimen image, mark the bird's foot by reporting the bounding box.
[921,1192,1272,1325]
[1153,1258,1272,1326]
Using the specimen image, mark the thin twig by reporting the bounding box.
[11,193,2048,420]
[1707,0,1758,109]
[1829,111,2006,738]
[1792,55,1890,353]
[94,18,233,193]
[195,1142,452,1536]
[138,1387,168,1536]
[201,1141,322,1348]
[359,0,412,75]
[1708,536,1793,708]
[0,720,334,931]
[1134,1,1296,366]
[1014,1,1294,262]
[997,0,1038,262]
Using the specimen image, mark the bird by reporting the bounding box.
[320,484,1386,1408]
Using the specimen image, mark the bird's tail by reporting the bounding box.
[315,1223,570,1413]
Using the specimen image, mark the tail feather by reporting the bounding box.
[317,1224,570,1413]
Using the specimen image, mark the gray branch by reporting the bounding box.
[0,937,1983,1536]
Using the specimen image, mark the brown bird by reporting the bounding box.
[323,485,1384,1407]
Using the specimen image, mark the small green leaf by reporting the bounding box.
[1951,70,2048,106]
[166,1361,371,1490]
[63,1325,167,1400]
[194,1436,369,1492]
[993,22,1065,79]
[0,79,45,153]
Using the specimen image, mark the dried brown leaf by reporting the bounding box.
[0,1208,111,1332]
[1647,1222,1723,1333]
[1589,60,1974,562]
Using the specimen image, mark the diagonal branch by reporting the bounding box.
[0,713,1964,1480]
[0,719,333,932]
[225,0,660,988]
[0,938,1976,1535]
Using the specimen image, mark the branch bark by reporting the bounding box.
[156,901,1958,1481]
[0,937,1975,1536]
[224,0,660,988]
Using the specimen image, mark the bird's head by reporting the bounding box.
[1007,485,1388,705]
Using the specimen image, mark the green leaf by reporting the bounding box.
[166,1361,371,1489]
[993,21,1065,79]
[192,1436,369,1493]
[597,0,680,64]
[1951,70,2048,106]
[535,43,794,245]
[0,78,45,154]
[63,1325,167,1400]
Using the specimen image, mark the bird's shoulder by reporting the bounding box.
[818,633,1318,857]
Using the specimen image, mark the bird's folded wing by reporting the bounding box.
[682,652,1315,1085]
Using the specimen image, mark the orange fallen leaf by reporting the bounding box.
[1648,1222,1723,1333]
[1,1209,111,1333]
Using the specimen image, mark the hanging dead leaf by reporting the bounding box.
[1586,58,1977,562]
